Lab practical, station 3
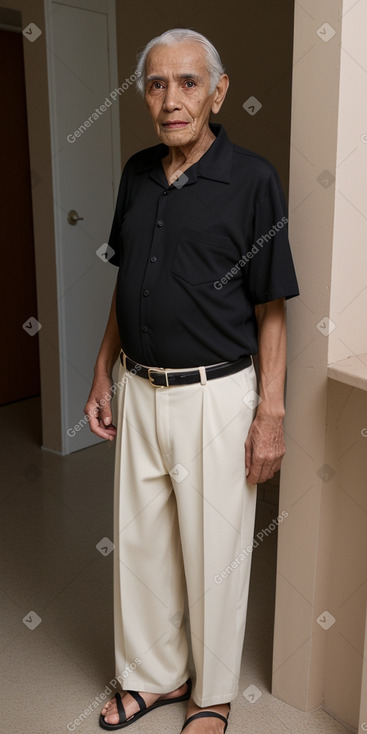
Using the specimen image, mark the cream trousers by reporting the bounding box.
[113,360,258,707]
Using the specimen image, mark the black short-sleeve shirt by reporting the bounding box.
[108,123,299,368]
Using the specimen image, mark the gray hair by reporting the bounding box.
[135,28,225,96]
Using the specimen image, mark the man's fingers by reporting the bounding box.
[89,415,116,440]
[258,461,275,484]
[249,457,281,485]
[247,459,263,485]
[246,453,279,485]
[245,414,285,481]
[98,407,116,439]
[99,404,113,427]
[88,415,109,439]
[244,436,253,478]
[85,400,116,440]
[245,445,262,484]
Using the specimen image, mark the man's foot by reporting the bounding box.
[182,699,230,733]
[101,681,189,726]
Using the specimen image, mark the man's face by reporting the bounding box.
[144,41,220,147]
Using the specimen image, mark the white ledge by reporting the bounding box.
[327,354,367,391]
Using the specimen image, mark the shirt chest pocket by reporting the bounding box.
[170,228,237,286]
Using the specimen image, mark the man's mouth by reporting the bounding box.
[161,121,189,129]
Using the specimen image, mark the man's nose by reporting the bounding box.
[162,85,182,110]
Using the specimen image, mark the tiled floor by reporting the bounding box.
[0,397,353,734]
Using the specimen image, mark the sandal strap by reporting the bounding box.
[114,691,127,724]
[185,678,192,699]
[113,689,146,725]
[125,689,147,712]
[182,710,229,732]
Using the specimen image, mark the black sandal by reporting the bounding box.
[181,703,230,733]
[99,678,192,730]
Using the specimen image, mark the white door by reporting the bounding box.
[45,0,120,453]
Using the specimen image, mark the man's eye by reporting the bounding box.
[152,82,164,90]
[185,81,196,88]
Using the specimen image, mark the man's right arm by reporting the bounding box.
[84,280,121,440]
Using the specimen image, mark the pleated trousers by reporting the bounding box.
[113,359,258,707]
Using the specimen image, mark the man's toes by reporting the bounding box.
[101,700,112,715]
[104,711,120,725]
[102,697,119,724]
[103,706,119,725]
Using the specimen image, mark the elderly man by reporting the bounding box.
[85,28,298,733]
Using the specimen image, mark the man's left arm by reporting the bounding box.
[245,297,287,484]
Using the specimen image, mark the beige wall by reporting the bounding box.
[273,0,367,730]
[325,3,367,726]
[324,380,367,726]
[328,0,367,365]
[272,0,340,711]
[360,609,367,732]
[2,0,62,451]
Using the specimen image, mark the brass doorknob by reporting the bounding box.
[67,209,84,225]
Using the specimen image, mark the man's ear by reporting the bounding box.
[211,74,230,114]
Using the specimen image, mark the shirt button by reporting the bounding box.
[157,219,164,227]
[143,289,150,296]
[163,191,168,196]
[142,326,148,333]
[150,256,157,263]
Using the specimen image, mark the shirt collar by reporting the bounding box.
[135,123,233,187]
[193,123,233,184]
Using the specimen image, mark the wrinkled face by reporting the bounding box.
[144,41,219,147]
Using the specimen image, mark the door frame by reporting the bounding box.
[44,0,121,454]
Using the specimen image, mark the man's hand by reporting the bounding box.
[84,280,121,441]
[84,374,117,441]
[245,411,285,484]
[245,298,287,484]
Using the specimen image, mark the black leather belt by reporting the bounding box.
[121,353,252,387]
